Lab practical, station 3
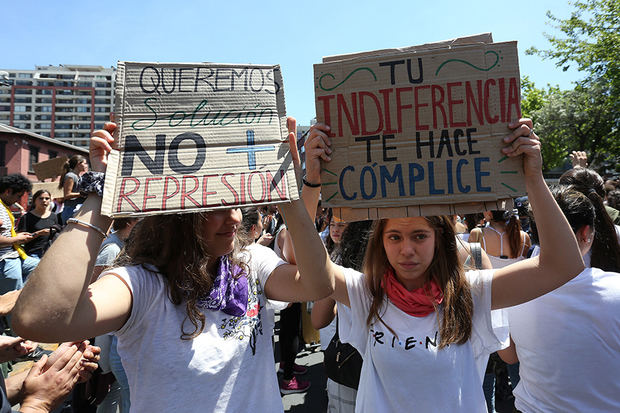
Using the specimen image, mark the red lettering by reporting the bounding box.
[142,177,162,211]
[221,173,239,206]
[484,79,499,124]
[162,176,180,210]
[359,91,383,135]
[247,171,267,203]
[414,85,429,130]
[379,88,397,133]
[431,85,447,129]
[465,80,484,126]
[181,175,200,209]
[447,82,466,127]
[336,93,360,136]
[266,170,288,201]
[317,95,336,137]
[507,77,521,120]
[395,87,413,133]
[117,177,140,212]
[202,174,218,207]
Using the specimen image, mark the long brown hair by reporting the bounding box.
[489,210,523,258]
[364,216,473,349]
[559,168,620,271]
[117,212,248,340]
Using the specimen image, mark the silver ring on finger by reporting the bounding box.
[528,127,535,137]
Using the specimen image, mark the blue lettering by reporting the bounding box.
[428,161,444,195]
[340,166,357,200]
[408,163,424,195]
[379,164,405,197]
[360,165,377,199]
[474,157,491,192]
[456,159,471,193]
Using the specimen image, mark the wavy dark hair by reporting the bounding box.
[363,216,473,349]
[559,168,620,271]
[331,220,372,269]
[116,212,248,340]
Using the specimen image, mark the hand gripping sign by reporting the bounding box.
[102,62,298,217]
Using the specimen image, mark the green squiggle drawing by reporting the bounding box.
[435,51,500,76]
[319,67,377,91]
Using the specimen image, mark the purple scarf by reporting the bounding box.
[198,256,248,317]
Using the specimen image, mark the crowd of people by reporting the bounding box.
[0,117,617,413]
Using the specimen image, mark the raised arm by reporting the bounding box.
[491,119,585,309]
[12,124,132,342]
[263,118,336,302]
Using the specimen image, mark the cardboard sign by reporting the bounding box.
[102,62,298,217]
[32,156,68,181]
[31,182,64,200]
[314,35,525,220]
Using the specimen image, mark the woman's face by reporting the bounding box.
[329,221,348,244]
[382,217,436,291]
[35,192,51,210]
[203,208,242,257]
[76,159,89,173]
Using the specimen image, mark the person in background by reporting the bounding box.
[0,175,39,295]
[469,209,531,269]
[17,190,60,259]
[312,220,370,413]
[59,155,88,225]
[501,186,620,412]
[559,167,620,272]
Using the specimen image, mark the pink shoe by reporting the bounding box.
[279,376,311,394]
[278,362,308,375]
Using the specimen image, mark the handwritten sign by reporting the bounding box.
[102,62,298,217]
[314,36,525,220]
[32,156,68,181]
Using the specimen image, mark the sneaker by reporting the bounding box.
[279,376,311,394]
[278,362,307,375]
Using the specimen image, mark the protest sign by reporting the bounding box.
[314,35,525,220]
[101,62,297,217]
[32,156,68,181]
[31,182,64,200]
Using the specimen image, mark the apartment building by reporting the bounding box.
[0,65,115,148]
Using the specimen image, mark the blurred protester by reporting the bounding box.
[17,190,60,259]
[59,155,88,225]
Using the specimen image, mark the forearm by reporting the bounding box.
[5,371,27,405]
[0,235,19,248]
[279,199,334,299]
[311,297,337,329]
[12,195,112,341]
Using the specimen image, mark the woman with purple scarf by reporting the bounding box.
[11,118,335,412]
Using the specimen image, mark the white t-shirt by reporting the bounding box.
[507,267,620,413]
[106,243,286,413]
[343,267,501,412]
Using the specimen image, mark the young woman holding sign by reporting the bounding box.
[11,118,336,412]
[298,119,584,412]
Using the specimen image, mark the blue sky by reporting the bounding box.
[5,0,582,124]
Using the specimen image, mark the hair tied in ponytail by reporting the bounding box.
[503,209,519,224]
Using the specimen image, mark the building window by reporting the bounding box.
[17,73,32,79]
[28,145,39,173]
[48,150,58,159]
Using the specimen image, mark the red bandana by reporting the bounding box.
[381,267,444,317]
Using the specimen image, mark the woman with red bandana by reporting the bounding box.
[300,119,585,412]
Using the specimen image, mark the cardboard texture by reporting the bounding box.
[102,62,298,217]
[32,156,68,181]
[31,182,64,200]
[314,36,525,220]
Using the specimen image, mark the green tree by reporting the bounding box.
[527,0,619,172]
